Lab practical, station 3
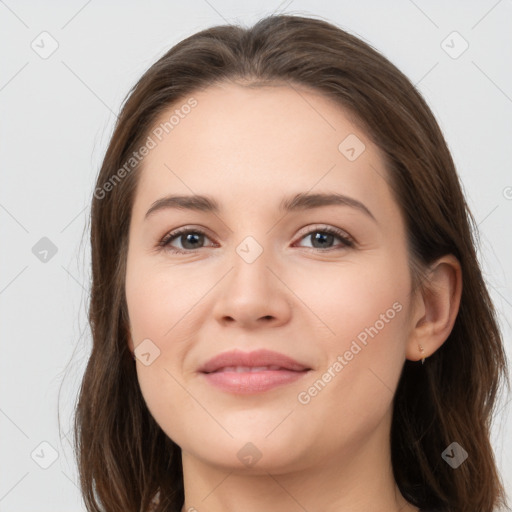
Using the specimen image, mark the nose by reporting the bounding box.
[212,246,293,330]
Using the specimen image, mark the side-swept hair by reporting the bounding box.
[74,14,510,512]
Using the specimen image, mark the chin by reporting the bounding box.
[181,431,309,474]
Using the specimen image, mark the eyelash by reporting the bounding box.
[157,225,355,255]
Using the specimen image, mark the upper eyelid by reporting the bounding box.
[162,224,354,246]
[296,224,352,239]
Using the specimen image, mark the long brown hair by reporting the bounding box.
[73,14,510,512]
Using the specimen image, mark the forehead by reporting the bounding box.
[132,82,393,219]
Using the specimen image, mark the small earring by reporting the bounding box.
[418,344,426,364]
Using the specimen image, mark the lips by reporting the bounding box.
[198,349,311,374]
[199,349,312,394]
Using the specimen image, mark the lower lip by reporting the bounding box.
[201,369,310,393]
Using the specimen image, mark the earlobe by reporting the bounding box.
[406,254,462,362]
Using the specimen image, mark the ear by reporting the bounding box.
[405,254,462,362]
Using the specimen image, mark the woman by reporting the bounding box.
[74,14,510,512]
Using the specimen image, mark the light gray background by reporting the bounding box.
[1,1,511,510]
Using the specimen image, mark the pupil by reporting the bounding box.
[313,232,333,248]
[182,233,202,249]
[178,232,333,250]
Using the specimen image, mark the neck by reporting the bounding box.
[179,410,419,512]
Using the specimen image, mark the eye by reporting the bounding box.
[157,224,354,254]
[158,227,215,254]
[294,225,354,251]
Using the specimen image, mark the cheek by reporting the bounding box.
[125,260,214,442]
[290,254,410,406]
[292,272,408,453]
[291,253,410,347]
[125,267,198,443]
[125,259,203,347]
[125,276,169,344]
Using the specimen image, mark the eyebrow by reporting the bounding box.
[144,192,376,223]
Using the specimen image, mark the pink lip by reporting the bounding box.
[198,349,311,394]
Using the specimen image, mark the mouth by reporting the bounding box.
[198,349,312,394]
[205,365,300,373]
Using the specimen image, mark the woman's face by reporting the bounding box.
[125,82,419,473]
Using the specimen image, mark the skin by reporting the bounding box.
[125,82,462,512]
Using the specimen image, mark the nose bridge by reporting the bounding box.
[231,237,272,294]
[212,234,292,328]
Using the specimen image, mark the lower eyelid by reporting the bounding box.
[160,227,353,252]
[160,230,214,250]
[295,234,353,249]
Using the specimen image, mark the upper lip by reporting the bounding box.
[199,349,311,373]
